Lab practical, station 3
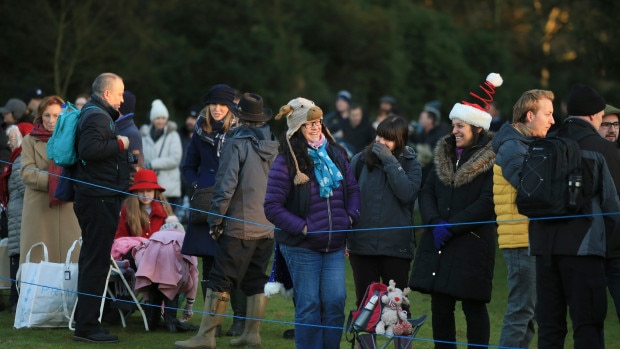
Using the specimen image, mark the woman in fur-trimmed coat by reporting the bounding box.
[410,120,497,348]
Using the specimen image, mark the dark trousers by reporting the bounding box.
[206,234,273,296]
[73,195,123,336]
[349,254,411,307]
[536,255,606,349]
[431,293,489,349]
[9,255,19,305]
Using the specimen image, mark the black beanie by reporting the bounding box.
[566,84,606,116]
[119,91,136,115]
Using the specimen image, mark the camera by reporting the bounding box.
[127,152,139,164]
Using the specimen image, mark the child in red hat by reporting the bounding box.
[115,169,174,239]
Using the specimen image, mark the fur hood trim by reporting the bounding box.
[434,134,495,187]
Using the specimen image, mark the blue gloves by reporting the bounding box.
[432,221,453,249]
[372,142,397,165]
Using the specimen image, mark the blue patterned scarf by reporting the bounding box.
[307,137,343,198]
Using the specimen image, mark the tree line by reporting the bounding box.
[1,0,618,134]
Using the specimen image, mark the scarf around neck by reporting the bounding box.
[195,117,231,157]
[30,123,52,142]
[307,136,343,198]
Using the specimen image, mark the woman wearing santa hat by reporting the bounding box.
[410,73,502,349]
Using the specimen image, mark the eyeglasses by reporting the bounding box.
[600,122,620,129]
[302,120,322,129]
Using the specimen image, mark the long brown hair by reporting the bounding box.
[200,106,236,134]
[124,191,173,237]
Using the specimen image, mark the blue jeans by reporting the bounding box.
[499,248,536,348]
[280,244,346,349]
[606,257,620,322]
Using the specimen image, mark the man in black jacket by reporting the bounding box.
[72,72,130,343]
[530,84,620,349]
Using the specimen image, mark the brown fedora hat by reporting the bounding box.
[232,93,272,122]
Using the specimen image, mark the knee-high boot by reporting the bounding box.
[229,293,267,348]
[164,295,180,333]
[146,287,163,330]
[174,289,230,349]
[201,279,222,337]
[225,287,247,336]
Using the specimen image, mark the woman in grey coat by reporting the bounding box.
[348,115,422,307]
[1,123,33,313]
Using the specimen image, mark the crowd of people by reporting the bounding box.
[0,71,620,349]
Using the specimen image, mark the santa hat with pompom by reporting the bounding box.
[449,73,503,131]
[264,243,293,298]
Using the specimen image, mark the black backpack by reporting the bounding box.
[516,136,586,218]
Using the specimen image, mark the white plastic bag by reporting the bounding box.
[14,240,80,328]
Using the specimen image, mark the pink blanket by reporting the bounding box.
[132,229,199,300]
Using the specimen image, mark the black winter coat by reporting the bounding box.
[74,94,130,198]
[409,133,497,303]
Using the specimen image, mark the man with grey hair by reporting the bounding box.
[72,72,131,343]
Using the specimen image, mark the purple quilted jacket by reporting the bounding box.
[264,146,360,252]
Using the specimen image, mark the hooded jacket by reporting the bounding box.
[492,122,534,249]
[410,133,497,303]
[208,124,278,240]
[347,146,421,259]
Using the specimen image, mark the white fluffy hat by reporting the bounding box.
[449,73,503,131]
[150,99,169,122]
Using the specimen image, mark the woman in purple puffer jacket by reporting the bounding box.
[264,97,360,349]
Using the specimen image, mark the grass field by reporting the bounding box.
[1,244,618,348]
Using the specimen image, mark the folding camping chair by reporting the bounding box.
[69,256,149,331]
[346,314,427,349]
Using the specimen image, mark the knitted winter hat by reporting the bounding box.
[337,90,352,104]
[17,122,34,137]
[566,84,606,116]
[149,99,169,122]
[449,73,503,131]
[119,91,136,115]
[274,97,328,185]
[202,84,236,108]
[160,215,185,232]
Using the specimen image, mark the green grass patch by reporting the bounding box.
[1,239,618,348]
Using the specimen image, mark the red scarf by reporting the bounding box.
[0,147,22,207]
[30,123,52,142]
[29,123,63,206]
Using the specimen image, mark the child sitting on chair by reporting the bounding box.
[133,216,199,333]
[115,169,174,240]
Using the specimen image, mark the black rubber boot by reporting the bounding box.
[226,287,247,336]
[146,287,163,330]
[164,295,180,333]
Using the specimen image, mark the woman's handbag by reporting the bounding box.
[14,239,81,329]
[188,187,213,225]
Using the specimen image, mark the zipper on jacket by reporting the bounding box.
[326,197,332,252]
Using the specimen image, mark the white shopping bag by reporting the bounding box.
[14,240,80,329]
